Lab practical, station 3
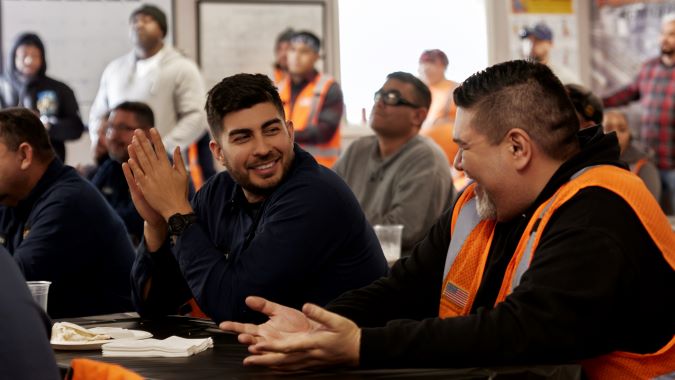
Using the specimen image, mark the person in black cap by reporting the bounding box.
[565,83,603,130]
[520,22,580,84]
[89,3,214,188]
[0,32,84,163]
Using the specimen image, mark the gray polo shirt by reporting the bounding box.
[335,135,453,255]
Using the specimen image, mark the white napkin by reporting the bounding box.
[102,336,214,357]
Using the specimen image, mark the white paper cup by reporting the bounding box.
[26,281,51,312]
[373,224,404,263]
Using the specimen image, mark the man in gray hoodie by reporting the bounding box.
[89,4,213,180]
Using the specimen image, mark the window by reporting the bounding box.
[338,0,489,124]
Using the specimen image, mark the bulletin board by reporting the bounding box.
[197,0,329,90]
[0,0,174,119]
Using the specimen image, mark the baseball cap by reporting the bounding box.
[565,84,604,125]
[519,22,553,41]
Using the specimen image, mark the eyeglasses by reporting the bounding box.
[106,123,139,135]
[374,89,420,108]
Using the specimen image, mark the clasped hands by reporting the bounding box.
[121,128,192,229]
[219,296,361,371]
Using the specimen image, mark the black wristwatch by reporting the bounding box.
[167,212,198,236]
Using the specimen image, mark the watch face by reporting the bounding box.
[168,213,197,236]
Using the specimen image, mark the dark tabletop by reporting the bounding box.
[53,313,584,380]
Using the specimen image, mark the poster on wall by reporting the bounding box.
[591,0,675,95]
[507,0,581,84]
[590,0,675,135]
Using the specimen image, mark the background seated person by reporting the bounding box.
[0,108,134,318]
[220,61,675,379]
[334,72,452,256]
[91,101,155,245]
[603,110,662,200]
[125,74,388,323]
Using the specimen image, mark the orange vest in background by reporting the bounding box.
[278,73,341,168]
[420,80,467,190]
[439,165,675,379]
[273,67,286,86]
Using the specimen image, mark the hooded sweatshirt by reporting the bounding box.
[0,33,84,162]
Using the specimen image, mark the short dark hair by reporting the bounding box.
[453,60,579,160]
[275,28,295,50]
[205,74,285,139]
[386,71,432,110]
[290,30,321,52]
[0,108,55,162]
[112,101,155,128]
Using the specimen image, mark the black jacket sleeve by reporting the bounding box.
[131,239,193,318]
[48,82,84,141]
[331,189,675,368]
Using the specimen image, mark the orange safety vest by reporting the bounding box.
[439,165,675,379]
[420,84,466,191]
[630,157,648,175]
[278,73,341,168]
[273,67,286,86]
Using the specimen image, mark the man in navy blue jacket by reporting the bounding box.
[125,73,388,323]
[91,101,154,244]
[0,108,134,318]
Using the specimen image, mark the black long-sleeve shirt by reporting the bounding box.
[132,145,389,323]
[327,127,675,368]
[0,160,135,318]
[0,247,60,380]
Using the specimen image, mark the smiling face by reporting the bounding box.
[453,107,516,221]
[210,102,295,203]
[106,109,149,163]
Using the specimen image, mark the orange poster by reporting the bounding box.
[512,0,574,14]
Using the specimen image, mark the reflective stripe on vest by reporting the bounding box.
[440,165,675,379]
[279,73,341,168]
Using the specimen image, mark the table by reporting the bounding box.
[53,313,584,380]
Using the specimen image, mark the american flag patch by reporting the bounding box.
[443,282,469,309]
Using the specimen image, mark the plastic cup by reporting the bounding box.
[373,224,404,263]
[26,281,51,312]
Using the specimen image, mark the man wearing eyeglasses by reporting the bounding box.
[334,72,452,257]
[90,101,155,245]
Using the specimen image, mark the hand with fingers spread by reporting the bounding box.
[125,128,192,221]
[219,296,361,371]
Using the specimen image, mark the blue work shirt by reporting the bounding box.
[90,159,144,244]
[132,145,389,323]
[0,159,135,318]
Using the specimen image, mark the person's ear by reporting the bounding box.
[413,108,428,127]
[209,140,225,164]
[17,142,34,170]
[504,128,532,171]
[286,120,295,143]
